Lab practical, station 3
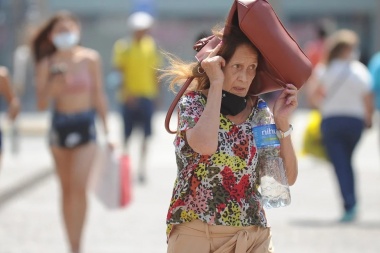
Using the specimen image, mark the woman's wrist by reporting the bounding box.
[209,82,224,92]
[274,117,289,131]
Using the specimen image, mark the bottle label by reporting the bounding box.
[252,124,280,148]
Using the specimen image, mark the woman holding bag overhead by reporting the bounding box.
[32,11,110,253]
[163,25,299,252]
[308,29,374,222]
[161,1,312,251]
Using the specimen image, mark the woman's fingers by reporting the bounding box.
[199,41,225,85]
[201,41,224,68]
[285,93,298,105]
[206,41,223,59]
[284,84,298,105]
[285,89,297,96]
[286,83,297,89]
[286,95,298,105]
[201,42,225,74]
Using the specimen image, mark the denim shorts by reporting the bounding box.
[49,110,96,149]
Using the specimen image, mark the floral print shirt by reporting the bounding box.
[166,91,270,236]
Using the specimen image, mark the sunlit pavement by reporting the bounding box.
[0,110,379,253]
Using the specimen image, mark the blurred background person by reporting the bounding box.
[31,11,110,253]
[304,18,336,108]
[304,19,336,68]
[308,29,374,222]
[367,50,380,146]
[11,25,37,155]
[0,66,20,168]
[112,11,161,184]
[13,25,37,103]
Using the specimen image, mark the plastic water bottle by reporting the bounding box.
[252,100,291,208]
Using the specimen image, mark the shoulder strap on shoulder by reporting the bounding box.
[165,77,194,134]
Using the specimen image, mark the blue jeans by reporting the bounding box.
[120,98,154,140]
[321,116,364,211]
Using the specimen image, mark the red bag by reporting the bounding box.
[165,0,312,134]
[120,155,132,207]
[227,0,312,94]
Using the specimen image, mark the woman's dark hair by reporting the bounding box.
[218,25,258,64]
[161,25,259,93]
[325,29,358,65]
[32,11,80,63]
[327,42,350,64]
[194,25,259,90]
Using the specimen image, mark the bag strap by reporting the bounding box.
[323,63,350,104]
[164,24,225,134]
[164,77,194,134]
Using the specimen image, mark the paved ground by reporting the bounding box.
[0,110,379,253]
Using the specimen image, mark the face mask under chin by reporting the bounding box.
[53,32,80,51]
[220,90,248,116]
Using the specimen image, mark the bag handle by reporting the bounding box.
[165,34,221,134]
[165,77,194,134]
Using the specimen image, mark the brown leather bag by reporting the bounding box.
[165,0,312,134]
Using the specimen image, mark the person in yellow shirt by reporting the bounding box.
[113,12,160,183]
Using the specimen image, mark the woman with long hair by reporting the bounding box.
[309,29,374,222]
[162,26,299,252]
[32,11,109,253]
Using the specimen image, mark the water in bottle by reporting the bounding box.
[252,100,291,208]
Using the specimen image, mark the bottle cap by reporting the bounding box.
[257,100,267,109]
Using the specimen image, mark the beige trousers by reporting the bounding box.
[167,220,274,253]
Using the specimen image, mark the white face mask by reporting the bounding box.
[52,32,80,50]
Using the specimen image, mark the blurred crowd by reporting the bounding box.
[0,8,379,253]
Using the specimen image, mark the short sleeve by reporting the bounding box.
[354,62,373,93]
[177,92,205,132]
[112,39,128,69]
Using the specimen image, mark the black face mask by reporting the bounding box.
[220,90,248,116]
